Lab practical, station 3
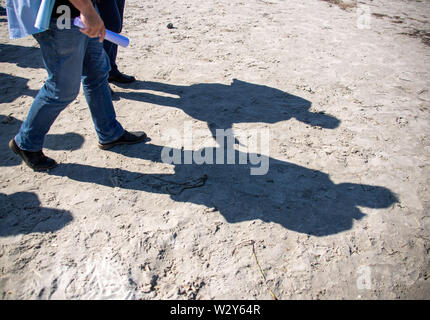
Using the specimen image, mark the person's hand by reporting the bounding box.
[79,11,106,42]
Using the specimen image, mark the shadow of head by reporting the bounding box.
[336,183,399,209]
[0,192,73,237]
[49,143,397,237]
[0,73,39,103]
[117,79,341,135]
[0,43,43,69]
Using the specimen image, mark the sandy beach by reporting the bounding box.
[0,0,429,299]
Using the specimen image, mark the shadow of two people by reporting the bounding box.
[47,79,396,236]
[0,192,73,237]
[4,78,397,237]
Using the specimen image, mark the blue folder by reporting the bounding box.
[34,0,55,30]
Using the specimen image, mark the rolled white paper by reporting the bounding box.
[74,17,130,47]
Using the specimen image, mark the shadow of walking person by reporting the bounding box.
[117,79,340,139]
[0,192,73,237]
[48,142,397,237]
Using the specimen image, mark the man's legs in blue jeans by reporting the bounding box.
[81,30,125,143]
[15,23,124,151]
[11,23,145,170]
[97,0,124,76]
[97,0,135,83]
[15,26,85,152]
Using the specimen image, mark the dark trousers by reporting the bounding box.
[97,0,125,76]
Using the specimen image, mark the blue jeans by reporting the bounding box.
[15,21,124,152]
[97,0,125,76]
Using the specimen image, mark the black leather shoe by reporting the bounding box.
[108,72,136,84]
[9,139,57,171]
[98,131,147,150]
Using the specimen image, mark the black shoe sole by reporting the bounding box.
[98,132,147,150]
[9,139,57,171]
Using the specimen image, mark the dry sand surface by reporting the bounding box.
[0,0,429,299]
